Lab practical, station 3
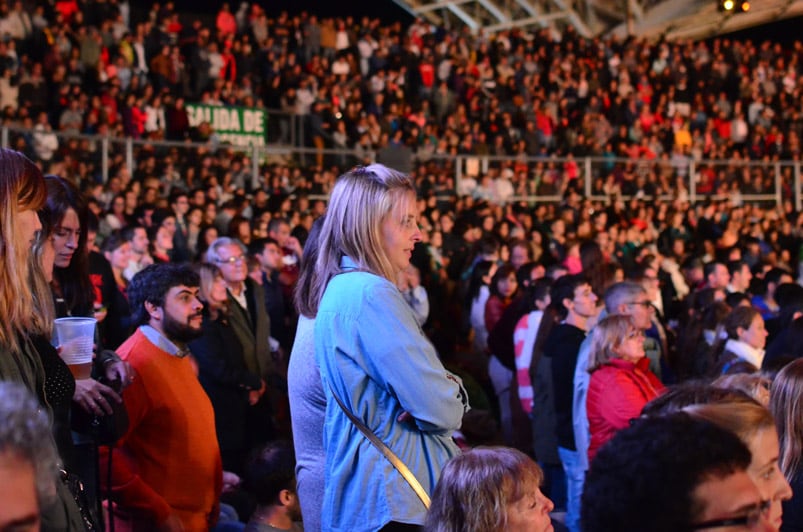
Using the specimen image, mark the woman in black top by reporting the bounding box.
[100,230,133,350]
[189,262,264,475]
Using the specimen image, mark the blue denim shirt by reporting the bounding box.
[315,257,468,531]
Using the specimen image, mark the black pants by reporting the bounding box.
[72,438,102,526]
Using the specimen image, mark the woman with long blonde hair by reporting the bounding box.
[769,358,803,530]
[300,164,469,530]
[0,148,48,358]
[0,149,88,527]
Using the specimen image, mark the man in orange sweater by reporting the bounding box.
[101,263,222,531]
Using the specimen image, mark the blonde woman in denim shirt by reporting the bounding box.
[299,164,469,531]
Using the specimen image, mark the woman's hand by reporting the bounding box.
[287,236,304,258]
[93,304,108,323]
[104,359,134,390]
[73,378,122,416]
[222,471,241,493]
[248,379,266,406]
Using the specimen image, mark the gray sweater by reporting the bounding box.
[287,316,325,532]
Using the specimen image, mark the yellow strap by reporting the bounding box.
[330,386,431,509]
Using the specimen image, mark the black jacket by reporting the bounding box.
[544,323,587,451]
[188,308,262,461]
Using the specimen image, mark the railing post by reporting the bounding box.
[101,135,109,184]
[775,162,782,209]
[1,126,7,148]
[584,157,592,198]
[251,143,260,191]
[689,160,696,204]
[456,156,463,195]
[796,161,801,213]
[125,138,133,179]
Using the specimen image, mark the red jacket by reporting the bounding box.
[586,357,664,462]
[484,294,512,336]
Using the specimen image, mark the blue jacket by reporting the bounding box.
[315,257,468,531]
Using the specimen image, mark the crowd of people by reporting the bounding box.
[2,1,803,531]
[0,0,801,201]
[4,151,803,531]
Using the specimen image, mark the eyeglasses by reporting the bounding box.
[691,500,771,530]
[627,301,653,309]
[216,255,245,265]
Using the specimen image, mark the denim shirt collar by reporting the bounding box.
[340,255,358,271]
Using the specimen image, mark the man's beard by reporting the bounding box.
[162,310,203,344]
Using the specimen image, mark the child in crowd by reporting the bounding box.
[243,441,303,532]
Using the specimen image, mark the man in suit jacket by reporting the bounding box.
[206,237,278,445]
[169,189,192,263]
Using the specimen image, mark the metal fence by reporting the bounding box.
[6,123,801,209]
[433,153,798,208]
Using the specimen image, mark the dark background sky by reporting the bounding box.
[149,0,414,26]
[720,15,803,45]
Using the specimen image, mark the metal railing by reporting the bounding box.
[6,124,801,209]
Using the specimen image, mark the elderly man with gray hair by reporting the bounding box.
[206,236,281,445]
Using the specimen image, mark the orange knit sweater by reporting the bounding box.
[100,328,222,530]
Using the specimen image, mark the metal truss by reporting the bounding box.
[393,0,803,40]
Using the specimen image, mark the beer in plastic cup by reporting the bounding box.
[54,317,96,379]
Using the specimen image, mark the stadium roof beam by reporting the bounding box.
[484,11,571,32]
[475,0,508,25]
[513,0,539,17]
[549,0,595,37]
[628,0,644,22]
[659,0,803,40]
[443,3,480,30]
[398,0,599,36]
[398,0,803,38]
[609,0,803,40]
[405,0,480,29]
[413,0,472,14]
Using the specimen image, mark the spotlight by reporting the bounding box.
[718,0,750,12]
